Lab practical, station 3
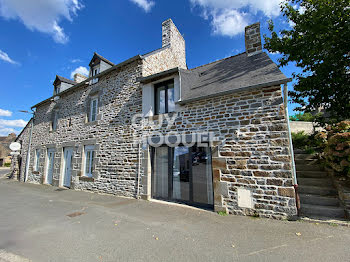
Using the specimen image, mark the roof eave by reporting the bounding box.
[137,67,180,84]
[32,55,142,109]
[178,78,292,105]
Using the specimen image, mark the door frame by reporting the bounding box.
[151,143,214,210]
[45,148,55,185]
[60,147,73,188]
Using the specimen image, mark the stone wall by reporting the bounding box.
[139,86,297,219]
[15,60,144,197]
[290,121,324,135]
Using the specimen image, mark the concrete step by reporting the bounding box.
[298,177,333,187]
[297,170,328,178]
[294,154,317,160]
[300,204,345,219]
[295,159,320,166]
[299,193,340,207]
[298,185,337,196]
[296,164,323,171]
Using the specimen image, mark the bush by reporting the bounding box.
[291,131,326,151]
[4,163,11,167]
[324,121,350,178]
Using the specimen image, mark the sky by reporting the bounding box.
[0,0,301,136]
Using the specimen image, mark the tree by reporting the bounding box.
[289,112,315,121]
[264,0,350,125]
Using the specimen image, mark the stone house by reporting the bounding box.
[13,19,297,219]
[0,133,16,166]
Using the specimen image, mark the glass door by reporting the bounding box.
[152,144,213,209]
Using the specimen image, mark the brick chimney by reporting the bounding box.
[74,73,88,83]
[245,22,263,56]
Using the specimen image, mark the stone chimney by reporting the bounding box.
[245,22,263,56]
[161,18,186,69]
[74,73,88,83]
[162,19,184,48]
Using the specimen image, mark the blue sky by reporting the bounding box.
[0,0,301,136]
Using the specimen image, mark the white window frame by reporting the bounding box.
[89,97,98,122]
[84,145,95,177]
[91,66,100,84]
[34,149,40,171]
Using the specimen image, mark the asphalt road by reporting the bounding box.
[0,179,350,262]
[0,168,10,178]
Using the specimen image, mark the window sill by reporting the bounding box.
[148,112,176,121]
[79,176,95,182]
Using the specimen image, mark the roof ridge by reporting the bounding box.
[190,52,246,71]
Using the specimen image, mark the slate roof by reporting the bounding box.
[179,52,290,103]
[89,52,115,67]
[53,75,76,86]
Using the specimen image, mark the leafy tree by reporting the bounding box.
[264,0,350,125]
[289,112,315,121]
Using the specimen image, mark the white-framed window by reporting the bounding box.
[84,145,95,177]
[34,149,40,171]
[89,97,98,122]
[52,111,58,131]
[54,86,60,95]
[155,79,175,115]
[91,66,100,84]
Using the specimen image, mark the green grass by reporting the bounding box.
[217,211,228,216]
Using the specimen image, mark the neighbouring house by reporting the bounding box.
[0,133,16,167]
[12,19,297,219]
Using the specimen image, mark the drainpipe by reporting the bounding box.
[283,84,300,214]
[24,115,34,182]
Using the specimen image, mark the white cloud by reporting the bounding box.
[70,66,89,79]
[0,119,27,128]
[190,0,282,37]
[0,127,17,136]
[0,50,19,65]
[0,0,84,44]
[0,109,12,117]
[212,10,248,37]
[71,58,82,63]
[129,0,155,12]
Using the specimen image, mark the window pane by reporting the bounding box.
[172,146,190,201]
[192,146,213,205]
[85,151,91,175]
[90,99,97,122]
[52,112,58,130]
[153,147,168,199]
[167,85,175,112]
[156,87,166,115]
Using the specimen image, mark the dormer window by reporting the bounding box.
[89,52,114,85]
[53,75,76,95]
[91,66,100,84]
[54,85,60,95]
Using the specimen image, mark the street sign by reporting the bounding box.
[9,142,21,151]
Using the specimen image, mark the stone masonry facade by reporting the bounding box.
[13,19,297,219]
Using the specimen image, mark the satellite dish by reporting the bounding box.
[9,142,21,151]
